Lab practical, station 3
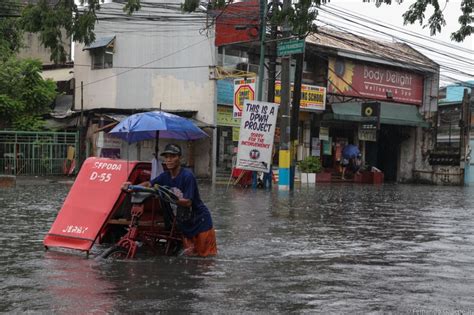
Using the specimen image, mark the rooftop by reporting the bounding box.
[306,27,439,73]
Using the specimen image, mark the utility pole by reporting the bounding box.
[460,88,471,184]
[289,48,304,188]
[257,0,267,102]
[278,0,292,191]
[79,81,84,167]
[266,0,278,104]
[252,0,268,189]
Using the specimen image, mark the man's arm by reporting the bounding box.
[176,198,192,208]
[121,180,151,191]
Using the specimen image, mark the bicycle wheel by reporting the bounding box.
[100,245,129,259]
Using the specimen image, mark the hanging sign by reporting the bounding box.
[233,78,255,118]
[358,126,377,142]
[319,127,329,141]
[236,100,279,172]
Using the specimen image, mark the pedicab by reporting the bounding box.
[43,111,208,259]
[43,157,183,258]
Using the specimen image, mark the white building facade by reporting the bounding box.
[73,0,217,177]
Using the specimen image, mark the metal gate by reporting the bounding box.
[0,131,79,176]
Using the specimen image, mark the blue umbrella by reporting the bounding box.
[109,111,208,144]
[342,144,360,159]
[109,111,208,156]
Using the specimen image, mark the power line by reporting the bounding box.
[317,7,473,65]
[323,4,473,54]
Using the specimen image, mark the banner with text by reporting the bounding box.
[327,57,424,105]
[275,81,326,111]
[236,100,279,172]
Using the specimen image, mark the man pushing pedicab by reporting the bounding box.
[122,143,217,257]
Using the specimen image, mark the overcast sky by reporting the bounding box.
[316,0,473,86]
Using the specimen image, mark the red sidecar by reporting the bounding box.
[44,157,182,258]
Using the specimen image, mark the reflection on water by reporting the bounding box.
[1,180,474,313]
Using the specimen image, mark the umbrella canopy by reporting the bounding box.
[109,111,208,144]
[342,144,360,159]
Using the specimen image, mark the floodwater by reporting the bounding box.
[1,179,474,313]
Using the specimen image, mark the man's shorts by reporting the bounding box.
[182,228,217,257]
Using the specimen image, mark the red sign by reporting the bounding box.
[214,1,260,47]
[44,158,148,252]
[328,57,424,105]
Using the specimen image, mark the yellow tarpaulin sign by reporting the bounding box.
[275,81,326,111]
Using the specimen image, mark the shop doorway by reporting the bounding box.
[217,126,235,171]
[364,125,408,182]
[379,126,406,181]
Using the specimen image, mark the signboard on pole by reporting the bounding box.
[236,100,279,172]
[277,39,305,56]
[233,78,256,118]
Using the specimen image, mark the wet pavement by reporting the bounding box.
[1,178,474,313]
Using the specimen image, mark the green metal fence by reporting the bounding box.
[0,131,79,176]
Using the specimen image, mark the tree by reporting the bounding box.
[0,58,57,130]
[0,1,57,131]
[20,0,473,64]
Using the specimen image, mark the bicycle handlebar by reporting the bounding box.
[125,184,179,204]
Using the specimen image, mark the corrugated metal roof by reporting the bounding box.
[83,36,115,50]
[306,28,438,73]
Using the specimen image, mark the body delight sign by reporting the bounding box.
[236,100,279,172]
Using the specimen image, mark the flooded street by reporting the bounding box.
[1,179,474,313]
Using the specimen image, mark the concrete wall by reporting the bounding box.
[399,70,445,184]
[75,1,216,177]
[18,32,71,65]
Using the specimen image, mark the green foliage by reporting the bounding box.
[273,0,318,37]
[366,0,472,42]
[0,57,57,131]
[0,18,23,59]
[298,156,322,173]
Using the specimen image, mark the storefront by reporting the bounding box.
[321,102,428,181]
[216,105,240,171]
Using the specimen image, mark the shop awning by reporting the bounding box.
[83,36,115,50]
[324,102,429,127]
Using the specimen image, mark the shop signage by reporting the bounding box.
[327,57,424,105]
[311,137,321,157]
[217,79,234,105]
[215,1,259,47]
[217,106,241,127]
[322,138,332,155]
[275,81,326,111]
[236,100,279,172]
[358,127,377,142]
[232,127,240,142]
[233,78,256,118]
[319,127,329,141]
[277,39,305,56]
[361,101,380,130]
